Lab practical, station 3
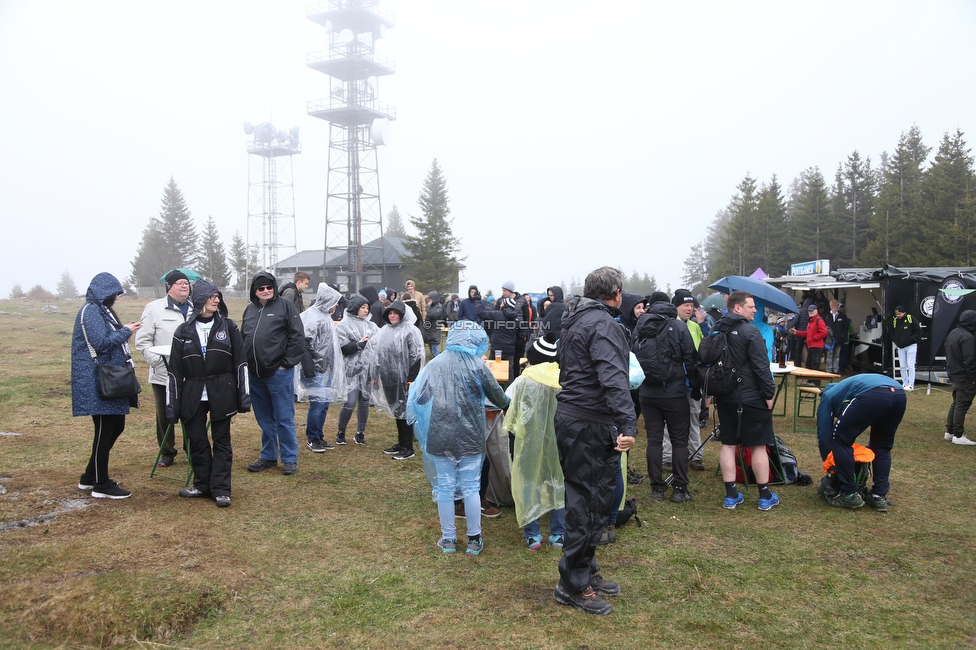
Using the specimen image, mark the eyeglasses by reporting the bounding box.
[208,294,220,301]
[256,285,274,292]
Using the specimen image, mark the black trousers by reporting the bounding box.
[555,411,618,594]
[82,414,126,489]
[640,394,690,489]
[185,402,233,497]
[396,418,414,453]
[947,381,976,438]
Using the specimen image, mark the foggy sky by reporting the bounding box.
[1,0,974,299]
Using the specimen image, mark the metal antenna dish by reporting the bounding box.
[277,130,288,143]
[243,122,254,135]
[370,118,390,146]
[255,122,277,144]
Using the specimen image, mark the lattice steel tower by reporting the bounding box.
[243,121,301,280]
[307,0,395,293]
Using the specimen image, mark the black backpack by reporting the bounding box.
[697,324,743,398]
[631,317,680,386]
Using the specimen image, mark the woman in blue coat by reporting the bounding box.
[71,272,143,499]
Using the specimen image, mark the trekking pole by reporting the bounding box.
[664,425,719,488]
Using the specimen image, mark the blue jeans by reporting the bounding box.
[306,400,329,442]
[429,342,440,357]
[250,368,298,463]
[524,508,566,539]
[431,453,484,540]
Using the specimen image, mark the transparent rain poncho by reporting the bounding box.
[335,300,379,398]
[504,362,566,527]
[367,301,425,419]
[407,322,510,498]
[298,283,346,403]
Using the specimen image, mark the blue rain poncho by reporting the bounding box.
[407,322,510,497]
[504,362,566,527]
[299,283,345,403]
[367,300,425,419]
[335,297,379,398]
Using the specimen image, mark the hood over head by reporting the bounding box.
[190,279,228,317]
[383,300,407,325]
[959,310,976,333]
[445,321,490,357]
[427,290,441,303]
[548,285,564,303]
[346,295,369,315]
[312,282,341,314]
[249,270,278,304]
[86,272,124,304]
[619,291,647,329]
[359,285,380,304]
[466,284,479,300]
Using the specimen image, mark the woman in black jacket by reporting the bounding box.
[167,280,250,507]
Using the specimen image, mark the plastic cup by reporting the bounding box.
[494,350,502,362]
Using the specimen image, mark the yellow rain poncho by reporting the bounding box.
[505,362,566,527]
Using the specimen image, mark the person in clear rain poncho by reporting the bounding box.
[407,322,510,556]
[368,300,425,460]
[334,295,379,446]
[300,283,346,452]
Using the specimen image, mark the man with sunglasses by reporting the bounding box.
[242,271,306,476]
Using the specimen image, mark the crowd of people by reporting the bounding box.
[70,266,931,617]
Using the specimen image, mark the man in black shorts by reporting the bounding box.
[713,291,779,511]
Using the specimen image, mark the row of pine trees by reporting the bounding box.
[681,125,974,297]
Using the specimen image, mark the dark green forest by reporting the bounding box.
[681,125,975,297]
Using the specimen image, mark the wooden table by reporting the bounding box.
[485,359,510,384]
[789,367,840,433]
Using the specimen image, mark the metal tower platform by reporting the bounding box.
[307,0,395,293]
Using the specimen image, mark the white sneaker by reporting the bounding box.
[903,385,913,391]
[952,435,976,446]
[945,432,954,441]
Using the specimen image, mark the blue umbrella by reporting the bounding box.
[708,275,799,314]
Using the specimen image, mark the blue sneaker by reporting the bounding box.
[548,534,565,549]
[758,493,780,511]
[437,538,457,553]
[723,492,745,509]
[525,534,543,550]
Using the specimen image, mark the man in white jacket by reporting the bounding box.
[135,270,190,467]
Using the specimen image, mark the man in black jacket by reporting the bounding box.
[714,291,779,512]
[825,300,850,374]
[241,271,306,476]
[552,266,637,616]
[945,310,976,446]
[891,305,921,391]
[633,300,699,503]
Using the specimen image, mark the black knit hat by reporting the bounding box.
[165,269,189,290]
[526,333,558,365]
[647,291,671,306]
[672,288,696,307]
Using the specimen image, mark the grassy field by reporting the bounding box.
[1,297,975,649]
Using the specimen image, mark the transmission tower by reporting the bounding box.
[307,0,395,293]
[243,121,301,283]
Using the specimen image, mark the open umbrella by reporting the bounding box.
[159,268,202,282]
[701,293,726,311]
[708,275,798,314]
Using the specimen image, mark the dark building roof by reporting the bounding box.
[276,236,408,269]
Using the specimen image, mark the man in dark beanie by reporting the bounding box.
[136,269,191,467]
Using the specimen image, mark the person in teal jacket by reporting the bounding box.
[817,374,906,510]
